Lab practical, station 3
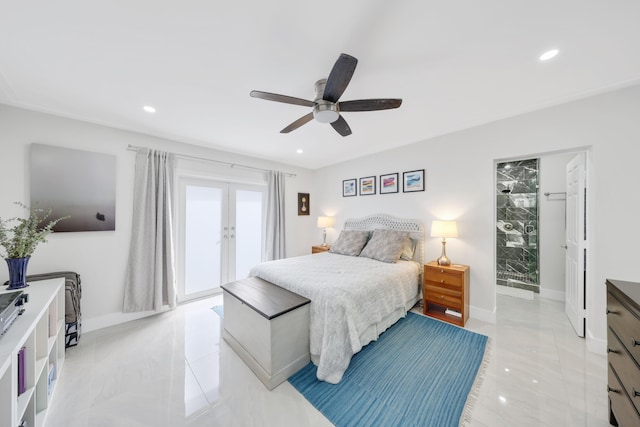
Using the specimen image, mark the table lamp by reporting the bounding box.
[317,216,334,247]
[431,220,458,266]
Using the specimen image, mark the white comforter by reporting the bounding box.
[249,252,420,384]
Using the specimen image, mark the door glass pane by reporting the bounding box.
[235,190,263,279]
[185,185,223,295]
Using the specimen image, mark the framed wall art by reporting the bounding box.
[379,173,399,194]
[298,193,310,215]
[343,179,357,197]
[359,176,376,195]
[30,143,116,232]
[403,169,425,193]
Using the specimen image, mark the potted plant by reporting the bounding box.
[0,202,68,290]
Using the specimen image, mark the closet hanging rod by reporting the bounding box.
[543,192,566,196]
[126,144,296,177]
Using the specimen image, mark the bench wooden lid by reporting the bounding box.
[221,277,310,320]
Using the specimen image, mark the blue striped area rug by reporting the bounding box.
[288,312,488,427]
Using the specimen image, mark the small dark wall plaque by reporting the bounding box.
[298,193,310,216]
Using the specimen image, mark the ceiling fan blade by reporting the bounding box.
[280,112,314,133]
[330,115,352,137]
[250,90,314,107]
[323,54,358,103]
[339,99,403,112]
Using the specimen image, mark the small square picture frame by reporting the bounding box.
[379,173,399,194]
[343,179,357,197]
[359,176,376,196]
[403,169,425,193]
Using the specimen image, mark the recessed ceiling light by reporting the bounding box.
[539,49,559,62]
[296,149,303,154]
[143,105,156,113]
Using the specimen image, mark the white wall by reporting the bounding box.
[312,84,640,352]
[0,104,314,332]
[538,151,580,301]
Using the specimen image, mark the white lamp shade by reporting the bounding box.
[317,216,335,229]
[430,220,458,238]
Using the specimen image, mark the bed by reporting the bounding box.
[249,214,424,384]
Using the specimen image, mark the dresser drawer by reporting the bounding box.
[608,291,640,365]
[608,363,640,426]
[424,266,463,287]
[424,283,462,310]
[608,328,640,415]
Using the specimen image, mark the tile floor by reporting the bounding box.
[46,294,610,427]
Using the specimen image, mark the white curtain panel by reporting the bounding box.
[265,170,286,261]
[123,148,177,313]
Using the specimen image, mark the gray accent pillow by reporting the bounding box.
[329,230,370,256]
[400,237,417,261]
[360,229,410,263]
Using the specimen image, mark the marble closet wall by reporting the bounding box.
[496,159,539,293]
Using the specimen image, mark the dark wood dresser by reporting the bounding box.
[606,279,640,426]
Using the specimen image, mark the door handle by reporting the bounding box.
[561,245,568,249]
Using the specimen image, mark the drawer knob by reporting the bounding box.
[440,269,444,273]
[439,295,444,300]
[633,339,640,347]
[607,348,619,354]
[440,280,445,283]
[608,386,620,394]
[634,388,640,397]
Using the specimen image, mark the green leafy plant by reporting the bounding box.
[0,202,69,259]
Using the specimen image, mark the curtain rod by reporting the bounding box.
[126,145,296,177]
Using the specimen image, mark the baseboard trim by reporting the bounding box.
[469,305,496,324]
[586,330,607,355]
[540,288,565,302]
[82,309,163,333]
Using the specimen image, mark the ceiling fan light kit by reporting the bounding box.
[250,53,402,136]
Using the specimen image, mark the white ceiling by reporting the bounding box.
[1,1,639,170]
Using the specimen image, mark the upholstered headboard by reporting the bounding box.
[343,214,424,265]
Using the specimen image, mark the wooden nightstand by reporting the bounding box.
[423,261,470,327]
[312,245,330,254]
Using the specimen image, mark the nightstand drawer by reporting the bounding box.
[424,266,463,286]
[424,284,462,310]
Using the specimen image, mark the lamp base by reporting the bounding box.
[436,255,451,266]
[437,240,451,266]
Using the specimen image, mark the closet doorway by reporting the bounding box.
[495,149,590,337]
[177,178,265,302]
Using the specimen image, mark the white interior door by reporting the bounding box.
[565,153,586,337]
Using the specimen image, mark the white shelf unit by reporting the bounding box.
[0,278,65,427]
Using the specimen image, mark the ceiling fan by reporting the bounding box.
[250,53,402,137]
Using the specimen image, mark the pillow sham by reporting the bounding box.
[359,229,409,263]
[329,230,370,256]
[400,237,417,261]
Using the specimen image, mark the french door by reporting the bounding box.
[177,178,265,302]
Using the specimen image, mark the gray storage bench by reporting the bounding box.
[220,277,311,390]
